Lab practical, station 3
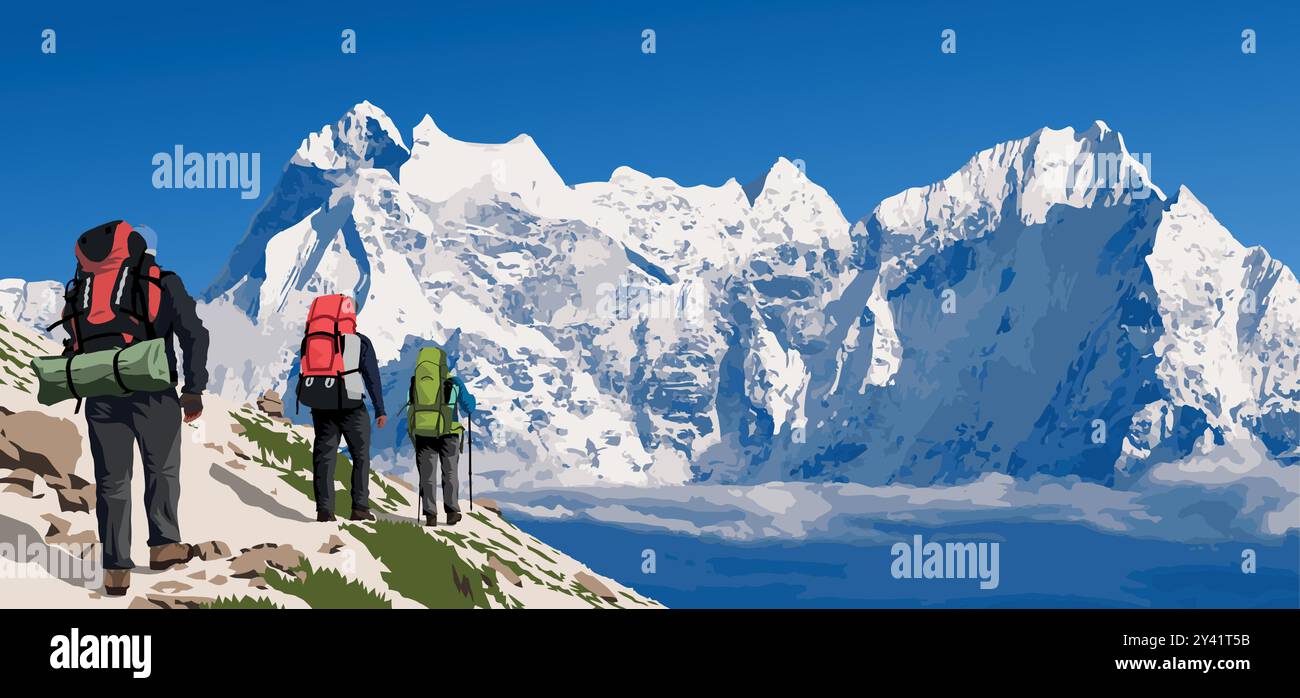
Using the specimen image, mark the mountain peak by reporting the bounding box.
[743,157,808,206]
[400,115,570,216]
[291,101,409,176]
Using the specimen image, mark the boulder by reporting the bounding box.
[473,498,502,515]
[151,580,193,594]
[256,390,285,418]
[142,593,215,610]
[194,540,232,561]
[41,512,71,537]
[0,411,82,482]
[573,571,619,603]
[319,534,346,554]
[0,467,37,489]
[488,555,523,587]
[228,543,304,579]
[127,597,158,610]
[2,482,36,498]
[50,474,94,513]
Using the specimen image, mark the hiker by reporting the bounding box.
[406,346,476,527]
[294,294,386,523]
[48,221,209,597]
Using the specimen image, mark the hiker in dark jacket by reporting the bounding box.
[57,223,209,597]
[310,332,386,522]
[416,367,476,527]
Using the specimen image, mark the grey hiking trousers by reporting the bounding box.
[84,390,184,570]
[415,434,461,516]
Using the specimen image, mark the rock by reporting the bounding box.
[223,459,246,471]
[46,529,97,548]
[256,390,285,418]
[0,467,37,489]
[573,571,618,603]
[40,512,71,537]
[231,423,245,436]
[211,575,228,586]
[2,482,36,498]
[128,597,158,610]
[227,442,251,460]
[204,442,226,454]
[0,435,20,463]
[228,543,304,579]
[194,540,231,561]
[473,498,501,515]
[488,555,523,587]
[143,594,215,610]
[151,580,193,594]
[0,411,82,482]
[188,570,207,580]
[319,535,346,554]
[50,475,94,513]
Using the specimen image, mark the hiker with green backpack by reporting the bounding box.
[405,346,476,526]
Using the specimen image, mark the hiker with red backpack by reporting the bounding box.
[37,221,209,597]
[294,294,386,522]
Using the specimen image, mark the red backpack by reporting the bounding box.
[50,221,169,355]
[295,294,366,411]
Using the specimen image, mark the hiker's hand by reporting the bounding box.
[181,393,204,423]
[376,415,388,429]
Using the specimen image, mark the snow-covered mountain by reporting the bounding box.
[0,279,64,337]
[197,102,1297,493]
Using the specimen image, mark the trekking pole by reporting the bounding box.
[468,414,473,512]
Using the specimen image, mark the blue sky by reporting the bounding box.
[1,0,1296,288]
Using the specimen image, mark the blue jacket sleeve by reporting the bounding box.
[452,375,476,416]
[359,334,386,417]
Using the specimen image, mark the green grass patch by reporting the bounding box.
[467,511,522,547]
[619,591,651,607]
[264,560,391,609]
[342,519,496,609]
[488,553,543,586]
[526,545,558,566]
[200,595,284,609]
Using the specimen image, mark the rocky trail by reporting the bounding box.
[0,312,660,609]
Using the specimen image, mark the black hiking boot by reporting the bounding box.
[445,512,462,526]
[350,508,376,522]
[317,510,336,522]
[425,514,437,527]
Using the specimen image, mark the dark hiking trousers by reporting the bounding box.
[84,390,184,571]
[311,405,371,514]
[415,434,461,516]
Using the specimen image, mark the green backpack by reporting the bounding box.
[407,347,462,439]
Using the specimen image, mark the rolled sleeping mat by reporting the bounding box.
[30,338,173,406]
